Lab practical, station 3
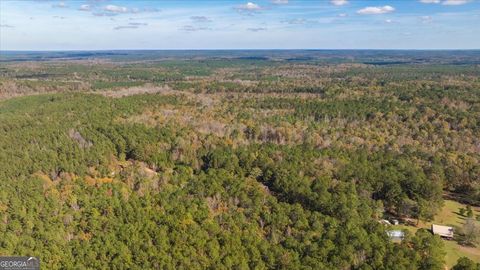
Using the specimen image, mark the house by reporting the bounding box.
[387,230,405,241]
[431,224,454,239]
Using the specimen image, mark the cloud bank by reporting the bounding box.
[357,6,395,15]
[331,0,349,6]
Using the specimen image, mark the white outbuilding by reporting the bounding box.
[431,224,454,239]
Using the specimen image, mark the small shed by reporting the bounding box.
[380,219,392,226]
[431,224,454,239]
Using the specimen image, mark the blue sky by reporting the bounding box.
[0,0,479,50]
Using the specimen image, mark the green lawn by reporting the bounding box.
[432,200,479,228]
[443,240,480,268]
[391,199,480,269]
[435,200,480,268]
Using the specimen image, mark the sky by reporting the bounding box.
[0,0,479,50]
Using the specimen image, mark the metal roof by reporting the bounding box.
[431,224,454,238]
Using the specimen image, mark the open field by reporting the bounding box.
[427,200,480,268]
[393,199,480,268]
[432,200,480,228]
[443,241,480,269]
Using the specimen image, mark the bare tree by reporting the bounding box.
[462,218,480,246]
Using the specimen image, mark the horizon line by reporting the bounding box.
[2,48,480,52]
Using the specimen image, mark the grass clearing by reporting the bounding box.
[432,200,479,228]
[391,199,480,269]
[443,240,480,268]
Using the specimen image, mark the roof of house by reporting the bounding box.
[431,224,454,237]
[387,230,405,239]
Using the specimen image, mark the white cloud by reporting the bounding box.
[357,5,395,15]
[113,22,147,30]
[191,16,212,23]
[181,25,209,32]
[271,0,288,4]
[104,5,129,13]
[0,24,14,28]
[79,4,91,11]
[114,25,139,30]
[129,22,148,26]
[52,2,67,8]
[442,0,469,5]
[236,2,262,11]
[419,0,441,3]
[330,0,348,6]
[385,19,393,23]
[419,0,470,4]
[338,13,348,17]
[247,27,267,32]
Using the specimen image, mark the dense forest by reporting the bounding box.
[0,51,479,269]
